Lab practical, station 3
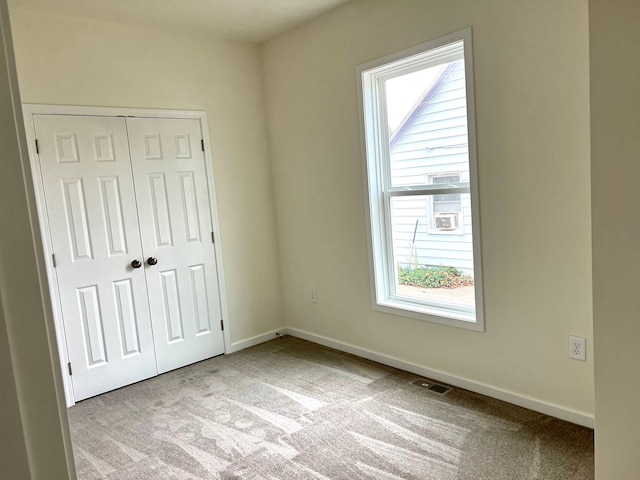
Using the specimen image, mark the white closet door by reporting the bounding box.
[34,115,157,401]
[127,117,225,373]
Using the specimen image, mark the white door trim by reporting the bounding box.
[22,104,232,406]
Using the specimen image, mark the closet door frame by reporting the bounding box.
[22,104,232,407]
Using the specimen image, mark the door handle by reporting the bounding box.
[131,259,142,269]
[147,257,158,266]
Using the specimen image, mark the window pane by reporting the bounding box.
[390,195,474,308]
[386,60,469,188]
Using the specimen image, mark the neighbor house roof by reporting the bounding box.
[389,62,457,147]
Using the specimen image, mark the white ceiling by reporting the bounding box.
[9,0,351,43]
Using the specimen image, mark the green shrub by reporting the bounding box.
[398,266,474,289]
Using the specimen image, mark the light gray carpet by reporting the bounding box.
[68,336,594,479]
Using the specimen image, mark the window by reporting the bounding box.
[358,28,483,330]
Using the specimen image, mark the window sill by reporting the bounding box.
[426,229,466,235]
[373,296,483,331]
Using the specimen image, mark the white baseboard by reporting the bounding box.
[285,327,595,429]
[226,328,287,354]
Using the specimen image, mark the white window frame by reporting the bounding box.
[357,28,484,331]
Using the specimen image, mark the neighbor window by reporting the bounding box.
[429,173,463,233]
[358,28,484,330]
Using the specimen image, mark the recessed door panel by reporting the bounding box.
[99,176,128,256]
[175,134,192,159]
[77,285,107,367]
[62,177,93,261]
[179,171,201,243]
[190,264,211,335]
[95,134,116,162]
[113,279,141,356]
[160,269,184,342]
[56,134,79,163]
[144,134,163,160]
[148,173,174,247]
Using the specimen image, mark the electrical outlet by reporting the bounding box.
[310,289,317,304]
[569,336,586,361]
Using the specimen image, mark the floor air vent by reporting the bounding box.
[413,378,453,395]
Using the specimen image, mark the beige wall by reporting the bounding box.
[0,2,73,478]
[9,8,284,344]
[590,0,640,477]
[263,0,594,417]
[0,295,31,479]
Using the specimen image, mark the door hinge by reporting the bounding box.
[67,362,73,376]
[35,139,39,154]
[211,231,215,244]
[220,319,224,331]
[52,253,57,268]
[201,139,205,152]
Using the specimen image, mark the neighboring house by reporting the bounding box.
[389,59,474,274]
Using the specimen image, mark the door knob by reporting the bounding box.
[131,259,142,269]
[147,257,158,266]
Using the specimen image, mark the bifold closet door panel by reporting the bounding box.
[127,117,225,373]
[34,114,157,401]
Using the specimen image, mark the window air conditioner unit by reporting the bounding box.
[434,213,459,231]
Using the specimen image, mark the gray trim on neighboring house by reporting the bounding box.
[390,62,456,147]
